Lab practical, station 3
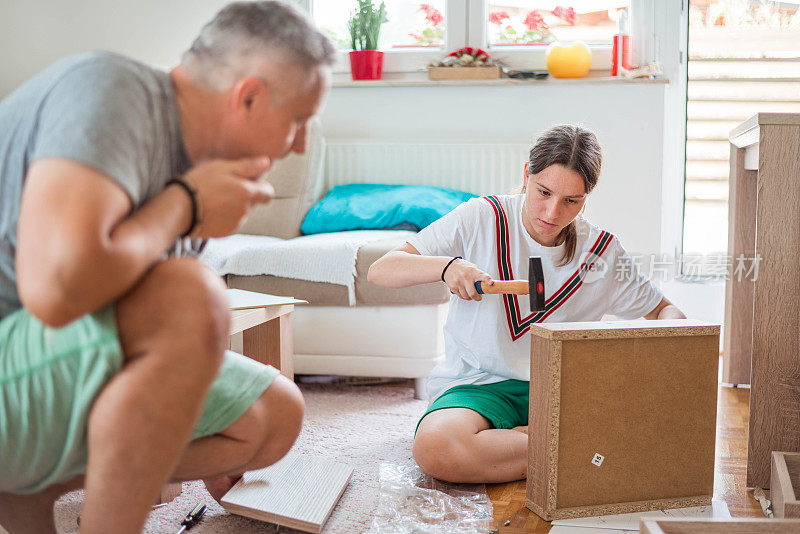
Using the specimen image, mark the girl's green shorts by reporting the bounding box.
[417,379,530,432]
[0,304,278,495]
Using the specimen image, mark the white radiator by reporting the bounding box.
[324,141,531,196]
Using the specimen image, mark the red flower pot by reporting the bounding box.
[349,50,384,80]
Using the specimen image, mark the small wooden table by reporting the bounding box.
[230,304,295,381]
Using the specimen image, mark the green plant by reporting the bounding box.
[348,0,388,50]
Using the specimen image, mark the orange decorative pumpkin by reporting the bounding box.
[545,41,592,79]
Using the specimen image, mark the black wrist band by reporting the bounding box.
[167,178,198,238]
[441,256,462,282]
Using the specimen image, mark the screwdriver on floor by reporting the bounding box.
[175,502,207,534]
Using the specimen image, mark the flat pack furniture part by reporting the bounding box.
[526,319,720,520]
[640,518,800,533]
[772,451,800,519]
[723,113,800,487]
[221,450,353,533]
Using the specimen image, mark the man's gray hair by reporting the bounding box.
[183,1,336,88]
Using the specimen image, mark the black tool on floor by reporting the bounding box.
[175,502,207,534]
[474,256,546,312]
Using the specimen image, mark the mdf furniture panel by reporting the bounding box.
[640,518,800,533]
[526,320,720,520]
[771,451,800,519]
[725,113,800,488]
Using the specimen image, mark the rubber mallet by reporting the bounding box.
[474,257,546,312]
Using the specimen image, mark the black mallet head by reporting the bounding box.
[529,256,546,312]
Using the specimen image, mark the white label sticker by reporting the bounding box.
[591,453,604,467]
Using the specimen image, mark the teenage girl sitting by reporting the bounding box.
[367,124,686,484]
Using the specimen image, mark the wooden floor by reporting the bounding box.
[487,385,764,532]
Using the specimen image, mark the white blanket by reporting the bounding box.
[200,230,416,305]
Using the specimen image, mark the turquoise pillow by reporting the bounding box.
[300,183,477,235]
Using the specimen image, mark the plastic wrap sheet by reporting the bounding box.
[367,462,493,533]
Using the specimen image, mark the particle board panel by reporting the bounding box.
[771,451,800,519]
[748,122,800,488]
[527,335,560,517]
[526,321,720,520]
[722,144,756,385]
[221,450,353,534]
[529,319,718,340]
[640,518,800,533]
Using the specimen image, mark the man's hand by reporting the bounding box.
[183,157,275,238]
[443,259,494,301]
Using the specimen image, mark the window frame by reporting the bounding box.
[304,0,655,74]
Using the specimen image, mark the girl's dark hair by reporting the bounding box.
[524,125,602,266]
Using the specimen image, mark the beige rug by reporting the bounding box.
[54,381,429,533]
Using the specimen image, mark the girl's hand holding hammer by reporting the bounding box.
[442,258,494,301]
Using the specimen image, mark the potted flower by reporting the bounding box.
[348,0,388,80]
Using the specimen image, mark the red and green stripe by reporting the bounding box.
[483,196,613,340]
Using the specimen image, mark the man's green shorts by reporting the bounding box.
[417,379,529,432]
[0,304,279,495]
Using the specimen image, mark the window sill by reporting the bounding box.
[331,71,669,88]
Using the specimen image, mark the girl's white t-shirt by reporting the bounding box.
[406,194,663,402]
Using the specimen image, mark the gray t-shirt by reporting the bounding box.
[0,51,192,320]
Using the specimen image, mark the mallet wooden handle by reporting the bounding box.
[475,280,529,295]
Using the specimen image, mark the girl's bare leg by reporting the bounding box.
[413,408,528,483]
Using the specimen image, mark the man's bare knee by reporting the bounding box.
[117,258,229,365]
[247,376,305,469]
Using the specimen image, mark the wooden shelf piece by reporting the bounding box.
[526,320,721,520]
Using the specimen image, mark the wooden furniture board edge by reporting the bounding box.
[526,336,561,520]
[772,451,800,518]
[529,320,719,340]
[547,340,561,515]
[721,141,756,385]
[545,494,712,520]
[730,112,800,143]
[231,300,306,310]
[641,517,800,534]
[222,500,322,533]
[230,305,293,335]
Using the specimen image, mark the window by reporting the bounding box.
[306,0,649,73]
[313,0,447,49]
[486,2,630,47]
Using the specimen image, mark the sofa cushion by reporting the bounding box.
[300,184,476,235]
[237,118,324,239]
[226,234,450,306]
[355,236,450,305]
